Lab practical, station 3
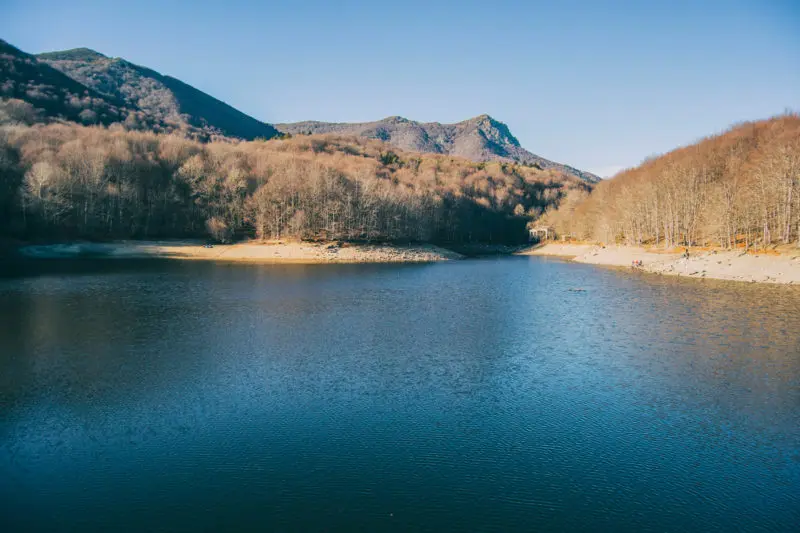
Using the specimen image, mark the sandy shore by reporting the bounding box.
[522,243,800,285]
[18,241,463,264]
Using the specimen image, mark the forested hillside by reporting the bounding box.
[539,114,800,249]
[38,48,279,140]
[1,39,279,141]
[0,39,128,126]
[0,109,588,244]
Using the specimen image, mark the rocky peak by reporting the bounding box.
[275,115,599,183]
[463,114,521,148]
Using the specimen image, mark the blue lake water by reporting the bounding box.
[1,257,799,531]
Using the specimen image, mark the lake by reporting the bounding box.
[1,257,799,532]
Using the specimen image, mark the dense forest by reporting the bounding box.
[539,114,800,249]
[0,98,587,244]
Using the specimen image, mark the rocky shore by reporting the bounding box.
[17,241,463,264]
[522,243,800,285]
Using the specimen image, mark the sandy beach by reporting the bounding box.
[17,241,463,264]
[522,243,800,285]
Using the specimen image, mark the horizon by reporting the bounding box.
[2,0,799,177]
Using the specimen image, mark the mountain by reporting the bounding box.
[36,47,278,140]
[0,39,128,125]
[0,39,591,245]
[277,115,599,183]
[2,38,593,182]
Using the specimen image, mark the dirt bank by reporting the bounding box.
[521,243,800,285]
[17,241,463,264]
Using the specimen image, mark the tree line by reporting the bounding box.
[0,99,588,245]
[539,113,800,250]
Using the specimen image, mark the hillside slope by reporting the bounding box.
[538,114,800,249]
[37,47,279,140]
[277,115,599,183]
[0,39,127,125]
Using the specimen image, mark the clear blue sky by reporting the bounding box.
[2,0,798,176]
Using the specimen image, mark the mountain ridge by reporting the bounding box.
[277,115,599,183]
[0,39,129,125]
[37,47,108,62]
[36,47,279,140]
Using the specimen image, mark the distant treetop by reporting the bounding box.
[36,48,108,62]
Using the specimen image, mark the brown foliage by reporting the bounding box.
[0,120,588,244]
[540,114,800,249]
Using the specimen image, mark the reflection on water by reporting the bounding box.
[1,258,799,532]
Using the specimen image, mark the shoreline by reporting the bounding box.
[15,241,464,264]
[520,243,800,285]
[13,240,800,285]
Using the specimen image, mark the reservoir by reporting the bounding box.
[1,257,799,531]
